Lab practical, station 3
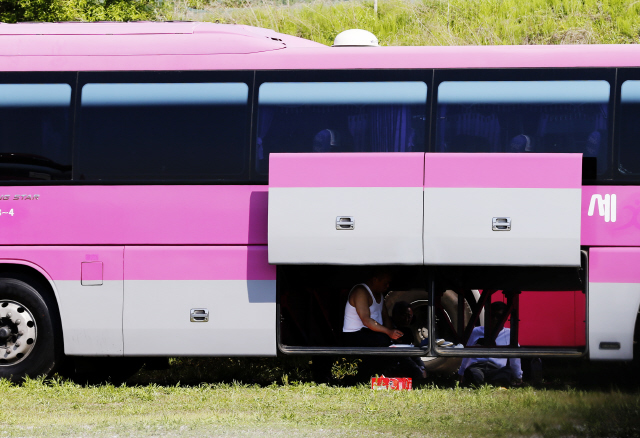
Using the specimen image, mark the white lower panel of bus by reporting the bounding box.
[55,280,124,356]
[268,187,423,265]
[122,280,276,356]
[589,282,640,360]
[424,188,581,266]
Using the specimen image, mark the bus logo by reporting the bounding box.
[588,194,617,223]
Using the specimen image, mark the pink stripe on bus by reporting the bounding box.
[125,246,275,280]
[589,248,640,283]
[0,186,267,245]
[424,153,582,188]
[268,153,424,188]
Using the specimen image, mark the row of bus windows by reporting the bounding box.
[2,79,640,182]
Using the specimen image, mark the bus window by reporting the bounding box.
[255,81,428,175]
[618,81,640,176]
[436,81,610,174]
[0,84,72,181]
[76,82,249,182]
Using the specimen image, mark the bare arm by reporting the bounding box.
[350,287,403,340]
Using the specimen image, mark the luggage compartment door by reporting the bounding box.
[424,153,582,266]
[268,153,424,265]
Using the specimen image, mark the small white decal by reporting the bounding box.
[588,194,617,223]
[0,209,14,216]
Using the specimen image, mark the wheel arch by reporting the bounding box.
[0,261,64,338]
[0,260,59,298]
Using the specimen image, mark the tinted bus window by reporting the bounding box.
[0,84,72,181]
[619,81,640,175]
[76,83,249,182]
[256,82,428,174]
[436,81,610,174]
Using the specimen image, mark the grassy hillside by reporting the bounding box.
[2,0,639,45]
[170,0,640,45]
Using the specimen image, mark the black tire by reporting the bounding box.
[0,275,63,383]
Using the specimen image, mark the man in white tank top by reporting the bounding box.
[342,267,403,347]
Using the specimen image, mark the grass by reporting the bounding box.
[1,375,640,437]
[167,0,640,46]
[2,357,640,437]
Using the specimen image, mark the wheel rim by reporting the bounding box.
[0,300,37,366]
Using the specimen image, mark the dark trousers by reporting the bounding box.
[342,328,391,347]
[464,361,514,387]
[342,329,424,381]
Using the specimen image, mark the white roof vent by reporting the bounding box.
[332,29,379,47]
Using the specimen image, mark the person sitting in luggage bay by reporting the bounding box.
[458,301,523,387]
[342,267,403,346]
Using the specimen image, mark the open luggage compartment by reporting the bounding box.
[432,253,587,358]
[278,259,587,361]
[278,265,431,355]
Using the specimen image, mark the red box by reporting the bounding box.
[371,376,412,390]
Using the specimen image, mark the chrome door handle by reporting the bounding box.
[336,216,355,230]
[190,308,209,322]
[492,217,511,231]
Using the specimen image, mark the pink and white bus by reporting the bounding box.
[1,21,640,381]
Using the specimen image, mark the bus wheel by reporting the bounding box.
[0,276,61,383]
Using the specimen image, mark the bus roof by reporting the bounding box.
[1,21,640,71]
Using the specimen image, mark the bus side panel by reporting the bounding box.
[589,248,640,360]
[122,246,276,356]
[0,246,124,355]
[268,153,424,265]
[424,154,582,267]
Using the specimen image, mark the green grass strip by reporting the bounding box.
[1,376,640,437]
